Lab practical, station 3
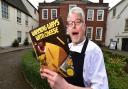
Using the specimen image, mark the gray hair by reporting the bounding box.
[67,7,85,22]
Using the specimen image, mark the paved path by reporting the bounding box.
[0,49,33,89]
[102,47,128,57]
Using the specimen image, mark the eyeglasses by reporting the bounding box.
[67,19,83,28]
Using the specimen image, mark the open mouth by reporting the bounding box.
[72,32,79,36]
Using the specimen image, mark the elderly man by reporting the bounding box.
[40,7,109,89]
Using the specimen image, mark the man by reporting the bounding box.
[40,7,109,89]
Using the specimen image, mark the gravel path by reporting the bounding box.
[0,49,33,89]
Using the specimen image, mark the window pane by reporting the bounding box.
[69,5,77,11]
[86,27,93,40]
[96,29,101,39]
[51,9,57,19]
[125,19,128,31]
[42,9,48,19]
[1,1,8,19]
[97,10,104,21]
[17,10,21,23]
[87,10,94,21]
[96,27,103,40]
[113,8,116,17]
[25,15,28,25]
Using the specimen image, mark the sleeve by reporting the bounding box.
[83,47,109,89]
[91,48,109,89]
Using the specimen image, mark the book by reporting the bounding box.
[29,18,74,77]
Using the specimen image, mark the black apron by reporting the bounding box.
[65,38,89,87]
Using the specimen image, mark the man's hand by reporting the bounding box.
[40,68,69,89]
[40,68,92,89]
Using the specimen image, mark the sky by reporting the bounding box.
[28,0,122,9]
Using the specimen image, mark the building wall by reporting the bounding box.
[21,0,39,29]
[86,6,108,43]
[39,6,59,26]
[38,0,108,43]
[59,2,87,25]
[106,0,128,50]
[0,0,39,47]
[21,0,39,43]
[0,0,2,46]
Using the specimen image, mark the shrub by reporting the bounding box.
[105,53,126,76]
[123,58,128,73]
[12,39,19,47]
[108,75,128,89]
[103,50,128,89]
[22,49,128,89]
[23,38,29,46]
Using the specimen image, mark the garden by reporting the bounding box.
[21,49,128,89]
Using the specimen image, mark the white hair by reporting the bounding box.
[67,7,85,22]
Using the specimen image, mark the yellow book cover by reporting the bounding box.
[29,18,74,77]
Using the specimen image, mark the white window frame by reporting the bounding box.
[87,9,94,21]
[113,8,116,18]
[69,4,77,11]
[1,1,9,19]
[95,27,103,41]
[17,10,21,23]
[51,9,57,19]
[125,19,128,31]
[42,9,48,19]
[34,8,36,14]
[97,10,104,21]
[25,15,28,26]
[86,27,93,40]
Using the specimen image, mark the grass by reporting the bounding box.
[21,49,128,89]
[103,49,128,89]
[108,75,128,89]
[21,49,50,89]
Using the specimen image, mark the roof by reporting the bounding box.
[109,0,124,11]
[26,0,38,11]
[52,0,92,3]
[41,0,108,7]
[4,0,31,17]
[39,0,92,6]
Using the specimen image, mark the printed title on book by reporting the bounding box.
[31,19,60,41]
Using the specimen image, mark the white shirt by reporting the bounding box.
[69,40,109,89]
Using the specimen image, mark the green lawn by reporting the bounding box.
[21,49,128,89]
[21,49,50,89]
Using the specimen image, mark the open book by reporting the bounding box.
[29,18,74,77]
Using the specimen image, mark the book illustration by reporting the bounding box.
[59,55,74,76]
[29,18,74,77]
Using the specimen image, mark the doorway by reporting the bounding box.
[122,38,128,51]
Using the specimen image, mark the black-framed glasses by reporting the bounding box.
[67,19,83,28]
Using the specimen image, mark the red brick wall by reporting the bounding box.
[59,4,69,25]
[38,1,108,43]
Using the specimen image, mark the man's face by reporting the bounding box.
[67,13,86,45]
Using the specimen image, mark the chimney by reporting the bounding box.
[99,0,103,4]
[44,0,46,3]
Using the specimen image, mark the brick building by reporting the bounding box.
[38,0,109,43]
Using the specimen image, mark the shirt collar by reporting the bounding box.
[73,39,86,46]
